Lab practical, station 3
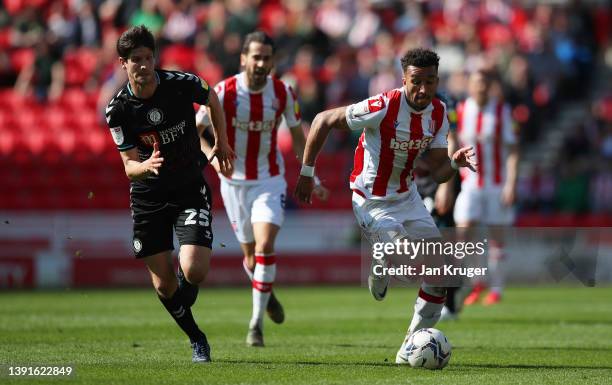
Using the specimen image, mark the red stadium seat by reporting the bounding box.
[10,48,34,72]
[0,109,14,127]
[63,48,99,87]
[85,128,108,155]
[46,106,68,130]
[0,89,34,110]
[0,124,18,155]
[160,44,196,72]
[4,133,31,165]
[74,110,99,130]
[21,127,46,155]
[0,28,11,49]
[59,88,87,110]
[54,128,77,155]
[86,90,100,110]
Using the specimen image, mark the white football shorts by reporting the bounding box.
[352,185,441,245]
[453,187,515,226]
[220,176,287,244]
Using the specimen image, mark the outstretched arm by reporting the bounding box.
[197,115,233,178]
[206,89,235,174]
[289,123,330,201]
[422,145,477,184]
[294,107,349,203]
[119,142,164,181]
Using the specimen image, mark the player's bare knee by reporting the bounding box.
[184,265,208,284]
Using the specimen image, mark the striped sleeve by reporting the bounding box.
[345,93,389,130]
[283,84,301,128]
[428,100,449,149]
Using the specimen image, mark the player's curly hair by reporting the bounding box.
[117,25,156,59]
[400,48,440,72]
[242,31,275,54]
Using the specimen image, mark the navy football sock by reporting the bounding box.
[158,290,204,343]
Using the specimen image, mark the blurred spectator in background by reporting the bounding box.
[128,0,164,35]
[14,37,64,102]
[10,5,45,48]
[70,0,102,48]
[161,0,197,46]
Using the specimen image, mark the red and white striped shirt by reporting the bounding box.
[196,72,301,183]
[456,97,517,190]
[346,89,449,201]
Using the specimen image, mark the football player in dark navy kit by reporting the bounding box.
[105,25,234,363]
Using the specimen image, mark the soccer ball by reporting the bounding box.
[396,328,452,369]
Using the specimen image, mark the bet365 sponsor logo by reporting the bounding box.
[389,136,433,151]
[232,117,276,132]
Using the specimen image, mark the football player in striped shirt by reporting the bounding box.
[452,69,519,306]
[196,32,329,347]
[295,48,476,363]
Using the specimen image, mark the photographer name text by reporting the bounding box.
[373,264,487,278]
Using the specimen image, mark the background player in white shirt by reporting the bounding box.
[197,32,329,347]
[452,69,519,306]
[295,48,476,363]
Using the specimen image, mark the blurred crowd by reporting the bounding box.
[517,94,612,215]
[0,0,611,214]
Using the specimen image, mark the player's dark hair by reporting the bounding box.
[117,25,156,59]
[242,31,275,54]
[400,48,440,72]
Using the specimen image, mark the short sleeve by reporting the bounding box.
[345,94,389,130]
[196,80,226,127]
[161,71,210,105]
[283,85,301,128]
[105,97,136,152]
[428,113,449,149]
[188,73,210,105]
[502,104,518,145]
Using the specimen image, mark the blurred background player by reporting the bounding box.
[295,48,477,363]
[196,31,329,347]
[105,25,233,363]
[452,68,520,306]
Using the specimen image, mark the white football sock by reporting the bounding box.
[407,284,446,335]
[249,253,276,330]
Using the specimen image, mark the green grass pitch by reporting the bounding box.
[1,286,611,384]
